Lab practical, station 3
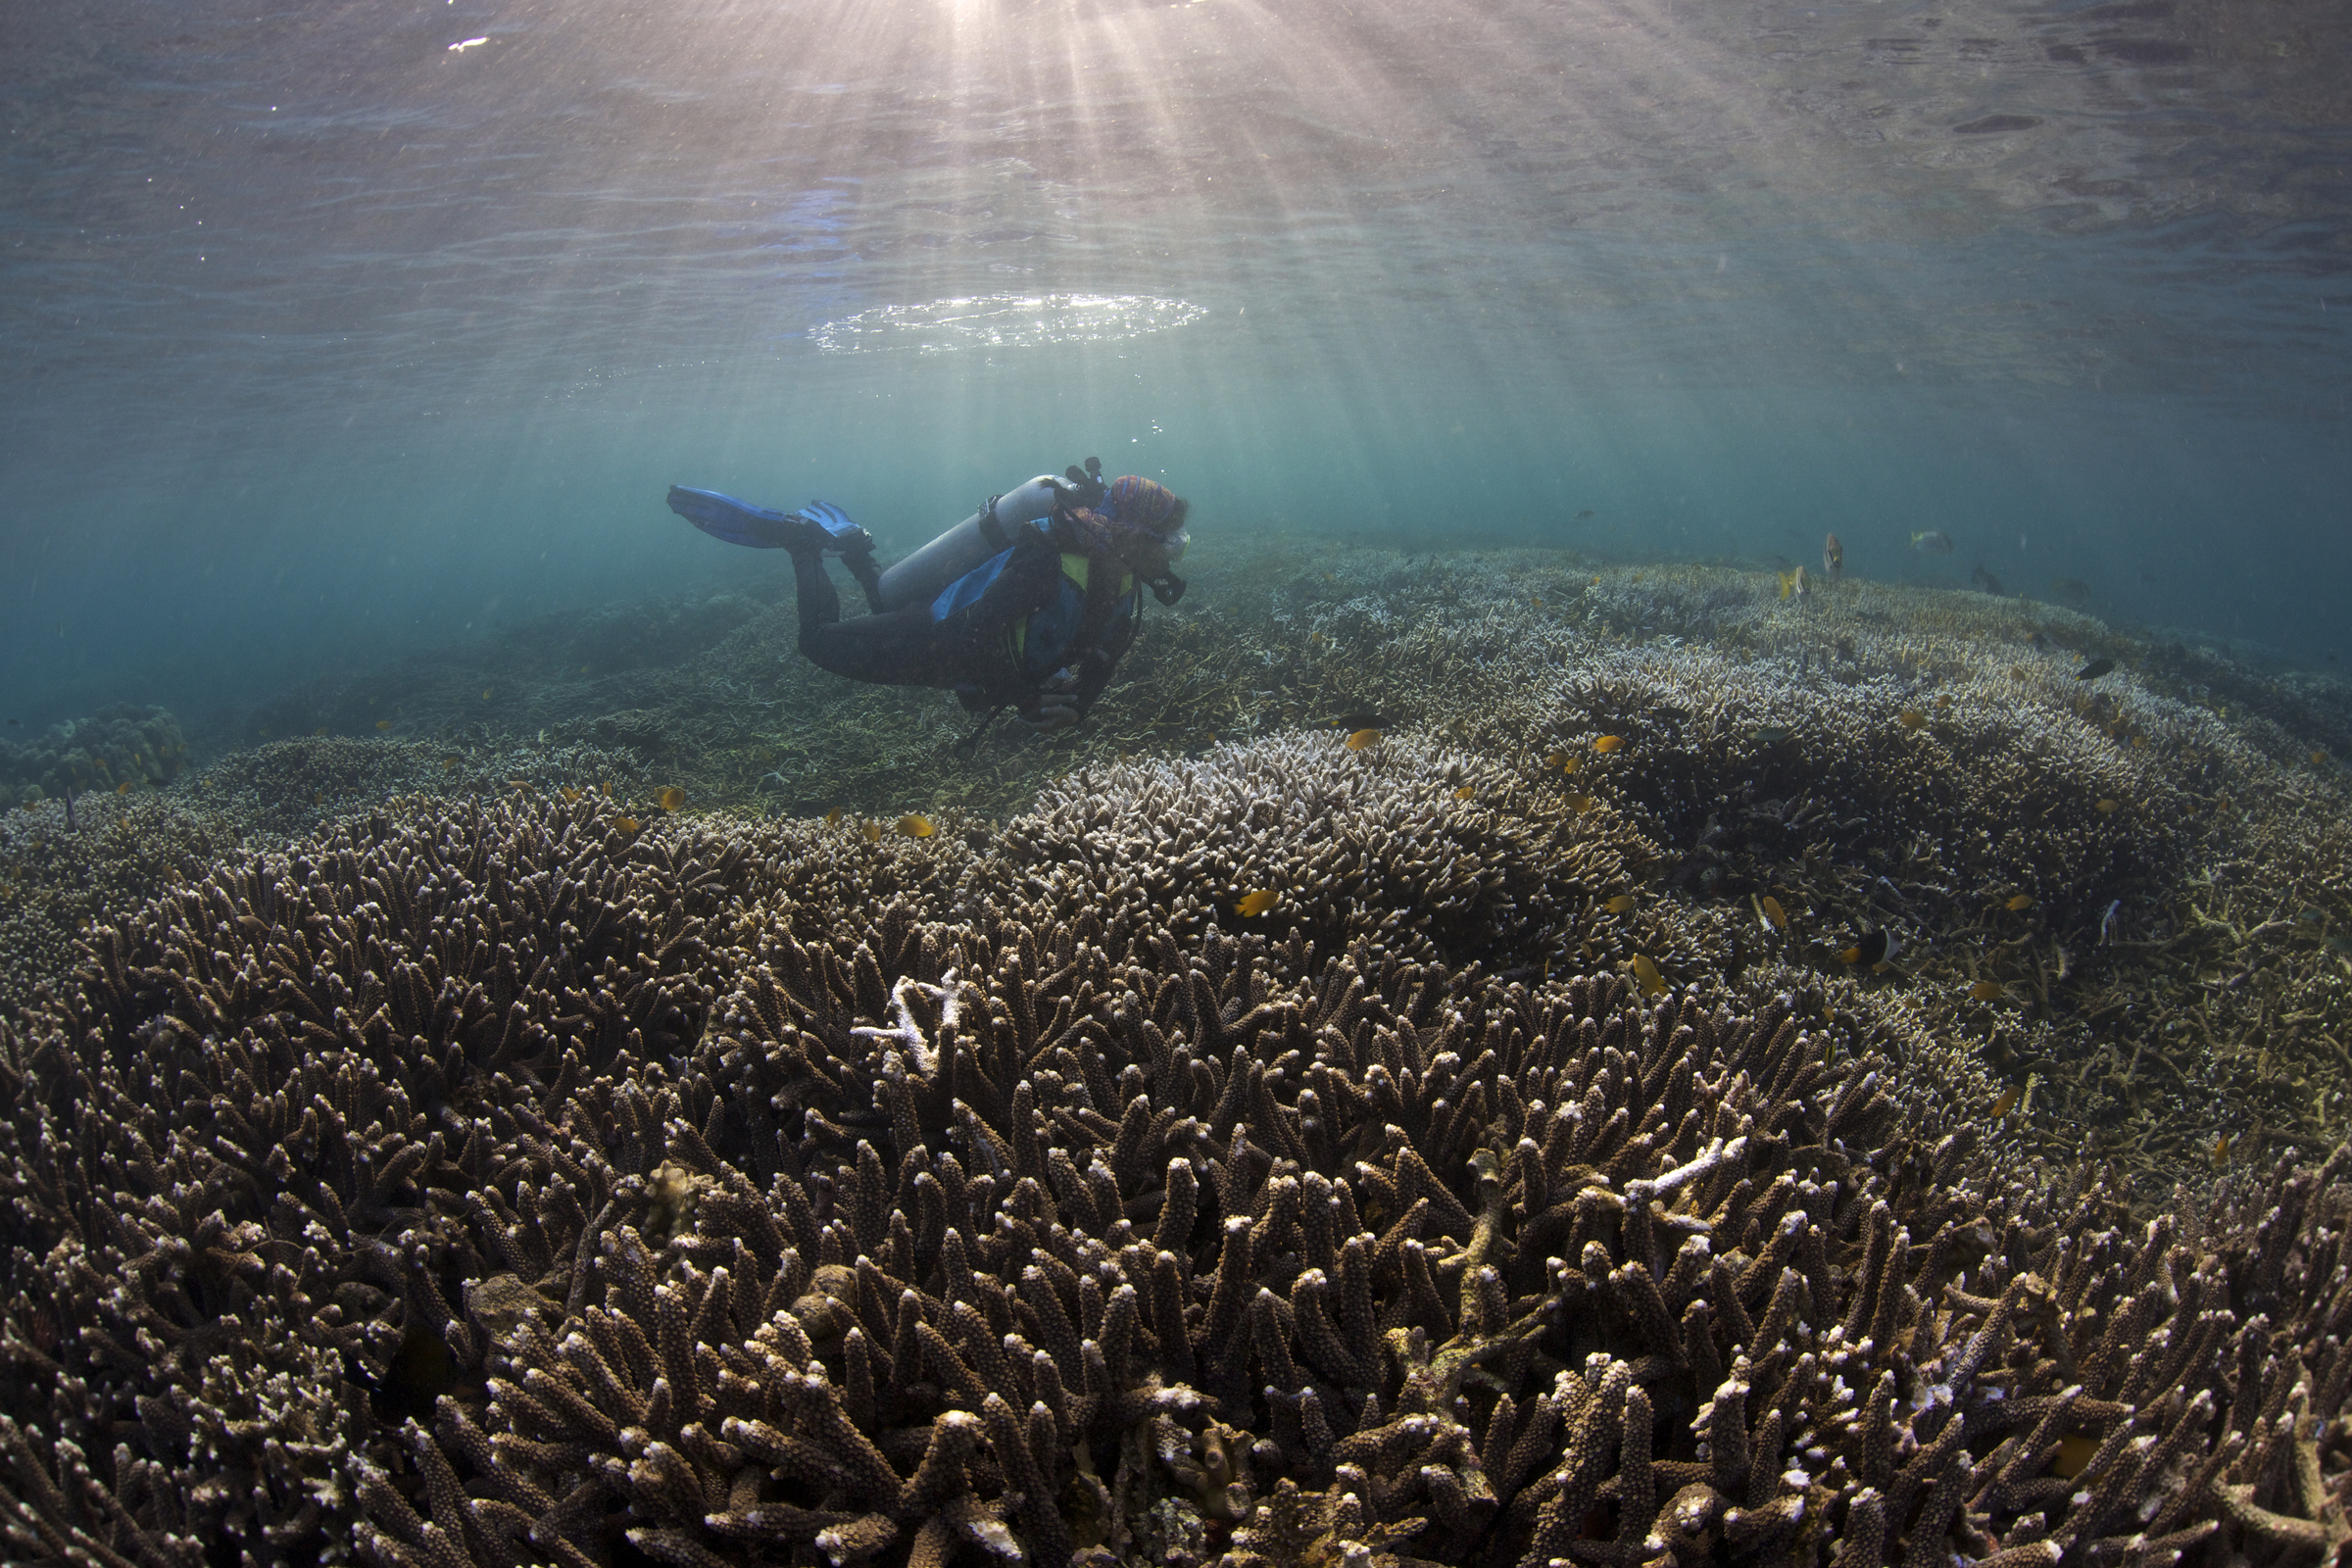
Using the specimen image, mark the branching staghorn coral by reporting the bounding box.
[0,738,2349,1567]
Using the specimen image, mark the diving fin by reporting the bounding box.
[667,486,795,549]
[666,488,875,557]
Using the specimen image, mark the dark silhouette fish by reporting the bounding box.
[2076,658,2115,681]
[2052,576,2092,606]
[1327,710,1397,732]
[1971,564,2005,596]
[1822,532,1843,581]
[1910,529,1954,556]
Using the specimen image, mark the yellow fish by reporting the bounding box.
[825,807,844,827]
[1545,751,1568,770]
[656,785,685,811]
[1970,980,2004,1002]
[600,780,612,799]
[2212,1132,2231,1165]
[507,779,532,793]
[579,663,590,673]
[1532,596,1544,608]
[615,816,641,835]
[897,814,935,838]
[114,780,132,796]
[1777,570,1796,601]
[1235,889,1279,917]
[1990,1084,2020,1118]
[312,791,322,804]
[1345,728,1381,750]
[1631,956,1667,997]
[2005,894,2035,911]
[375,719,392,731]
[1592,735,1624,754]
[313,726,327,736]
[1897,710,1926,731]
[2052,1437,2099,1481]
[480,688,493,700]
[561,786,581,803]
[1567,795,1598,814]
[2313,751,2329,766]
[1452,785,1474,801]
[2095,799,2119,813]
[862,820,883,843]
[441,757,459,771]
[1605,894,1636,913]
[1760,895,1788,930]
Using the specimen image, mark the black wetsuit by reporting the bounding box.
[790,518,1142,722]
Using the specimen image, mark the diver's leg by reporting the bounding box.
[796,591,959,687]
[789,550,845,659]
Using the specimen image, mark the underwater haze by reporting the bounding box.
[5,0,2352,722]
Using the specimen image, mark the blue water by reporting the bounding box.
[7,0,2350,727]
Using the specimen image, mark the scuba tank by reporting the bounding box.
[874,469,1089,613]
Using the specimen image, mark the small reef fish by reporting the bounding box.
[1990,1084,2021,1117]
[1970,979,2005,1002]
[2075,658,2115,681]
[2095,799,2119,813]
[1344,728,1381,751]
[656,786,686,811]
[1971,564,2006,596]
[1631,955,1667,997]
[480,688,493,700]
[2212,1133,2231,1166]
[1592,735,1624,754]
[2052,577,2091,607]
[1822,532,1843,581]
[1839,929,1901,967]
[313,726,327,736]
[1452,785,1475,801]
[4,718,16,726]
[861,820,883,843]
[2053,1438,2100,1480]
[1760,894,1788,930]
[375,719,391,730]
[1910,530,1954,555]
[614,816,640,835]
[1545,752,1569,770]
[561,786,581,803]
[1327,711,1396,732]
[1897,710,1926,731]
[1575,509,1596,520]
[2099,899,2122,944]
[1235,889,1279,917]
[1751,725,1791,744]
[114,780,131,796]
[1776,566,1811,601]
[2314,751,2331,766]
[826,807,844,826]
[1567,795,1598,814]
[2006,894,2035,911]
[896,814,934,838]
[507,779,531,793]
[1605,894,1637,913]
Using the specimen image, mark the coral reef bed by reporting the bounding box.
[1,704,188,806]
[0,736,649,1016]
[6,752,2352,1568]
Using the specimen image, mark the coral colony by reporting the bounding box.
[5,552,2352,1566]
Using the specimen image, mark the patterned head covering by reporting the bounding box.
[1102,476,1181,532]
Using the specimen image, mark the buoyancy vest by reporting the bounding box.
[930,530,1139,687]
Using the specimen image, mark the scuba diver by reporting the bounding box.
[664,458,1189,747]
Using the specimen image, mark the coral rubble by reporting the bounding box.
[4,733,2350,1566]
